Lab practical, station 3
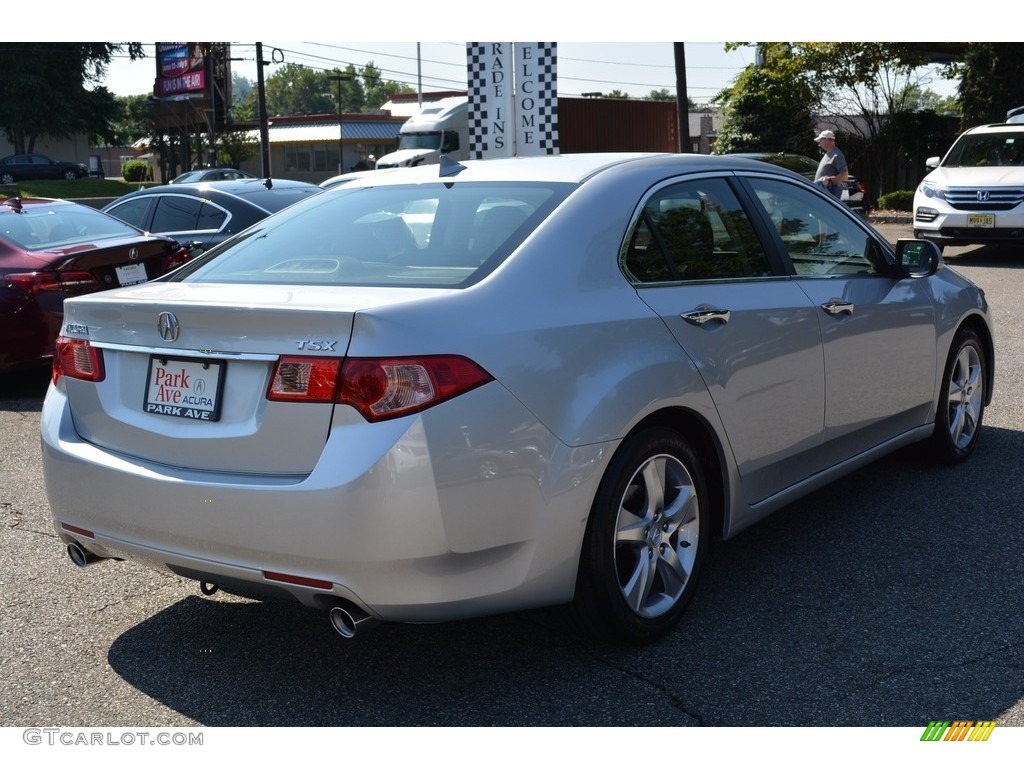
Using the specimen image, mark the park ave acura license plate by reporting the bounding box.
[144,356,225,421]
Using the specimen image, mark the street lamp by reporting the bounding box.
[327,73,354,174]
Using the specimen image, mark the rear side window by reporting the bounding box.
[623,177,772,283]
[105,197,153,230]
[173,182,570,288]
[151,196,205,232]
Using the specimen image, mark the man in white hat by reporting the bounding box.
[813,130,848,199]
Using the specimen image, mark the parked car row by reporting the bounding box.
[2,177,323,371]
[38,153,992,645]
[0,196,190,370]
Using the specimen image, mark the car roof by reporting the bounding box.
[962,122,1024,135]
[319,152,801,189]
[2,196,82,211]
[111,178,323,211]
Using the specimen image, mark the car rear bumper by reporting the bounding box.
[41,381,609,623]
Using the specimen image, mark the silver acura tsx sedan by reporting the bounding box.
[41,153,993,643]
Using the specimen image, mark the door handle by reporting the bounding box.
[821,299,854,316]
[681,308,731,326]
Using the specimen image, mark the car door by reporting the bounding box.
[623,176,826,505]
[744,176,937,465]
[148,193,230,254]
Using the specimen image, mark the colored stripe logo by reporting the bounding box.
[921,720,997,741]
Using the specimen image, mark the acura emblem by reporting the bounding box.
[129,247,140,261]
[977,190,990,202]
[157,311,180,342]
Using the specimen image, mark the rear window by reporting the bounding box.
[0,205,144,249]
[171,182,570,288]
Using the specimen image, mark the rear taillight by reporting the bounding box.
[267,357,342,402]
[338,356,493,421]
[52,336,105,385]
[7,270,100,294]
[266,354,493,420]
[161,246,191,272]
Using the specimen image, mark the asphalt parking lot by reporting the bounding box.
[1,222,1022,731]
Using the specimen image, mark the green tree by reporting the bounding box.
[360,61,413,109]
[241,61,410,118]
[105,94,153,146]
[263,63,338,116]
[714,45,815,154]
[646,89,676,102]
[0,43,143,152]
[951,43,1024,124]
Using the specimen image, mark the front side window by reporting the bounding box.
[622,177,771,283]
[748,178,885,276]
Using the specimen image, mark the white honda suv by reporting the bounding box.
[914,121,1024,247]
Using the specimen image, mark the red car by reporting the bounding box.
[0,196,190,370]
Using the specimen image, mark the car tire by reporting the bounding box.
[573,427,709,644]
[928,328,986,463]
[0,172,14,184]
[63,169,78,181]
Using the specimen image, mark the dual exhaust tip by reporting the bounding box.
[66,541,376,640]
[67,541,105,567]
[329,603,375,639]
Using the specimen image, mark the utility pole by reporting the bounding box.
[328,73,354,174]
[674,43,690,153]
[255,42,271,177]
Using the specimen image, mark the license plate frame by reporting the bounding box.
[115,262,149,286]
[144,356,225,421]
[967,214,995,228]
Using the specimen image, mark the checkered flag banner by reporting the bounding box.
[514,43,558,156]
[466,43,514,160]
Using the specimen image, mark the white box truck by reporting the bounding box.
[375,96,469,169]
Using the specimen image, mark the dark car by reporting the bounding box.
[0,153,89,184]
[0,196,190,370]
[728,152,869,213]
[102,178,323,256]
[169,168,256,184]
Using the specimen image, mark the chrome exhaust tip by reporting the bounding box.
[67,541,105,567]
[329,603,376,639]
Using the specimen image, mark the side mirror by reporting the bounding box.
[925,156,941,171]
[894,238,940,278]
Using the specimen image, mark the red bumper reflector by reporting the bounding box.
[263,571,333,590]
[60,522,96,538]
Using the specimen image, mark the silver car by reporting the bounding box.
[41,153,994,643]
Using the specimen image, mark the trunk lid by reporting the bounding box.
[59,282,371,474]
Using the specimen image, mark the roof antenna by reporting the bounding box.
[438,155,466,177]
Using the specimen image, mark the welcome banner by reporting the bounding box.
[466,43,558,159]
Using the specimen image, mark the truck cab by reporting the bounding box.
[376,96,469,168]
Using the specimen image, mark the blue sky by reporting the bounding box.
[102,42,762,102]
[102,41,959,104]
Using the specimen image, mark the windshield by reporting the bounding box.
[0,205,144,249]
[397,132,442,151]
[170,182,571,289]
[944,132,1024,167]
